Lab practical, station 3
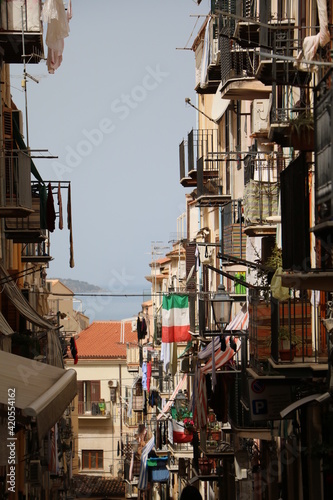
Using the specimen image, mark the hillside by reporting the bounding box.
[51,278,108,294]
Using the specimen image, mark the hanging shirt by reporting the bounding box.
[142,362,148,390]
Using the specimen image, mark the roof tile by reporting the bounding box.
[75,321,137,359]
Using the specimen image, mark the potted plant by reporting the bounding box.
[183,417,195,434]
[278,326,302,361]
[289,112,314,151]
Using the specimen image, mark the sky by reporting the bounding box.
[10,0,211,320]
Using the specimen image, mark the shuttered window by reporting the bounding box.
[82,450,103,470]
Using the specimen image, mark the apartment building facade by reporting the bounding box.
[0,2,77,499]
[128,1,333,499]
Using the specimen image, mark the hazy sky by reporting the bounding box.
[10,1,210,319]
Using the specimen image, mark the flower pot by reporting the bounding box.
[210,430,221,441]
[198,458,210,475]
[279,348,296,361]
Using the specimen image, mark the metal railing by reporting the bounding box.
[248,289,326,367]
[0,153,32,211]
[78,400,111,416]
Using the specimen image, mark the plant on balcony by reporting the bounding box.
[275,326,302,361]
[289,112,314,151]
[183,417,195,433]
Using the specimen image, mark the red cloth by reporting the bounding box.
[147,361,152,392]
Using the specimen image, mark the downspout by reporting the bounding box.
[0,53,5,266]
[119,363,123,470]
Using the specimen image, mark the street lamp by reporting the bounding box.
[211,283,234,331]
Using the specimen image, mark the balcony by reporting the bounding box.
[21,238,52,263]
[194,16,220,95]
[179,129,231,205]
[233,0,259,50]
[0,152,33,218]
[255,21,311,87]
[168,441,193,460]
[242,152,286,237]
[221,200,246,260]
[5,192,46,243]
[268,84,314,149]
[159,376,175,397]
[0,0,44,64]
[219,25,270,100]
[248,290,328,376]
[78,400,111,419]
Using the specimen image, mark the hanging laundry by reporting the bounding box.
[137,316,147,340]
[46,182,56,232]
[39,183,48,230]
[137,316,142,342]
[142,362,148,390]
[146,361,152,392]
[41,0,72,74]
[69,336,78,364]
[141,317,147,338]
[58,182,63,230]
[195,244,200,271]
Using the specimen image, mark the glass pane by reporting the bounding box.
[98,451,103,469]
[91,453,96,468]
[82,451,89,469]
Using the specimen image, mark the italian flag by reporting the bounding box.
[162,294,191,343]
[172,419,193,443]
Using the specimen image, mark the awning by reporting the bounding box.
[200,307,246,374]
[212,83,230,122]
[0,263,55,331]
[280,392,331,419]
[0,350,77,440]
[157,374,187,420]
[201,343,240,373]
[0,311,14,336]
[225,304,249,331]
[198,336,220,360]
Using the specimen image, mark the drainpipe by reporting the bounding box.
[119,363,122,470]
[0,52,5,266]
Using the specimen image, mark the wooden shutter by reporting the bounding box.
[77,381,83,414]
[90,381,100,402]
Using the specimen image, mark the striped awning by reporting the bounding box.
[201,342,241,374]
[157,374,187,420]
[225,304,248,331]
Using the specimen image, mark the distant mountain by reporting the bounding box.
[51,278,108,294]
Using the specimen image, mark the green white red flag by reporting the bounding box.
[162,294,191,343]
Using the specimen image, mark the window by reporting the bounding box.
[82,450,103,470]
[77,381,101,414]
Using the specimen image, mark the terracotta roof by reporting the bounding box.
[72,474,125,498]
[150,257,170,267]
[75,321,137,359]
[145,274,166,282]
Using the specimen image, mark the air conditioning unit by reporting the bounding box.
[110,387,117,403]
[211,36,219,65]
[108,379,118,388]
[29,460,41,484]
[251,99,270,135]
[180,357,189,373]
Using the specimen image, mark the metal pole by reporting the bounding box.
[21,5,29,148]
